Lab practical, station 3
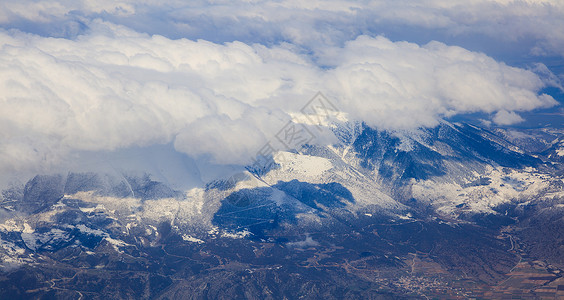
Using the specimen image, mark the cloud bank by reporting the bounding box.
[0,0,561,180]
[1,0,563,59]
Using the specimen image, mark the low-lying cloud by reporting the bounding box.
[323,36,557,129]
[0,20,557,176]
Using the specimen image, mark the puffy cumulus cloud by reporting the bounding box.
[493,110,525,125]
[323,36,556,129]
[0,22,321,172]
[0,22,557,174]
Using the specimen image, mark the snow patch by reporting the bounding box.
[21,228,70,251]
[413,167,552,216]
[105,237,131,252]
[290,110,348,128]
[182,234,205,244]
[75,224,105,236]
[287,235,319,248]
[0,220,33,234]
[274,151,333,178]
[0,238,27,270]
[221,230,251,239]
[398,213,413,220]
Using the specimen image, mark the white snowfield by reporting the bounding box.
[413,166,553,215]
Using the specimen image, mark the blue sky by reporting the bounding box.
[0,0,563,177]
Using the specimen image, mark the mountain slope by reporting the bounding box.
[0,121,563,298]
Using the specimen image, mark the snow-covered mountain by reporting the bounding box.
[0,121,563,298]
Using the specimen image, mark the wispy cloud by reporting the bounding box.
[1,0,563,57]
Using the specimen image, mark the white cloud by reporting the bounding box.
[0,23,317,171]
[323,36,556,129]
[1,0,564,58]
[174,109,291,165]
[493,110,525,125]
[0,18,558,176]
